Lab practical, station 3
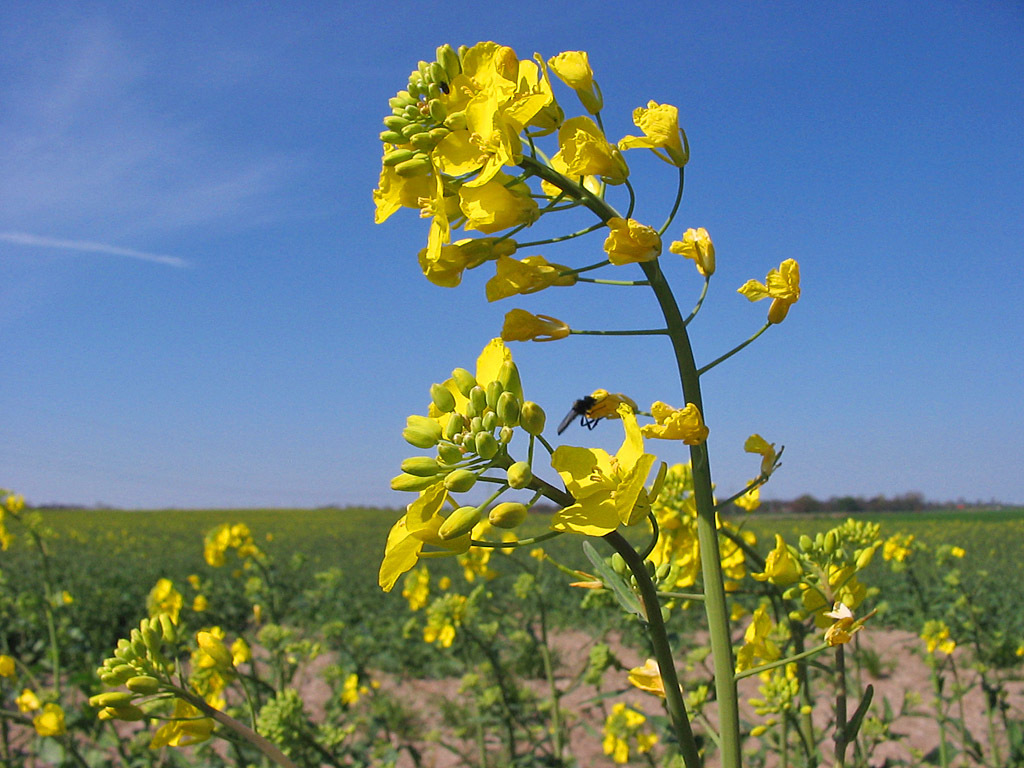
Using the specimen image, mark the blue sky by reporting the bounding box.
[2,1,1022,509]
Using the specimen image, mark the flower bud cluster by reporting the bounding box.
[93,615,177,721]
[379,44,463,176]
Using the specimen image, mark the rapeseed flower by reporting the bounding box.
[33,703,65,737]
[603,217,660,265]
[619,101,689,167]
[551,117,627,182]
[669,227,714,276]
[501,309,570,342]
[641,401,708,444]
[738,258,801,323]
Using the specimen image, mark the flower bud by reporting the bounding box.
[410,132,435,151]
[443,469,477,493]
[383,148,417,166]
[125,675,162,695]
[499,426,514,443]
[101,664,137,685]
[90,691,135,708]
[506,461,532,489]
[158,613,176,644]
[611,553,627,575]
[475,431,499,459]
[430,383,456,413]
[379,130,405,144]
[104,704,147,721]
[799,535,814,552]
[401,456,442,477]
[443,413,465,442]
[395,156,432,178]
[520,401,546,435]
[482,412,498,432]
[383,115,410,132]
[438,506,481,540]
[428,99,447,123]
[485,380,504,411]
[445,110,468,131]
[497,360,522,398]
[824,531,837,555]
[403,415,442,449]
[469,386,488,415]
[855,546,876,571]
[489,502,528,529]
[437,441,463,465]
[391,472,443,492]
[497,391,520,426]
[197,631,234,668]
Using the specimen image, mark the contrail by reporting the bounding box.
[0,231,190,268]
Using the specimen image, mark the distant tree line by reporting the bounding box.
[745,492,1011,515]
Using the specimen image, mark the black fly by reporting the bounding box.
[557,395,600,435]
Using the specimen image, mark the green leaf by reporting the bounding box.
[582,541,645,619]
[844,683,874,742]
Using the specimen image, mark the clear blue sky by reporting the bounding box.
[2,1,1022,509]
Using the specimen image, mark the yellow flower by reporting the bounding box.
[823,602,867,646]
[603,217,661,265]
[197,630,235,670]
[417,236,517,288]
[501,309,570,342]
[192,594,208,612]
[147,578,183,623]
[738,258,801,324]
[641,401,708,444]
[150,699,214,748]
[628,658,666,697]
[0,655,15,678]
[744,434,778,476]
[882,533,915,563]
[373,148,435,224]
[402,566,431,611]
[669,227,714,276]
[459,173,539,234]
[586,390,639,420]
[752,534,802,586]
[32,703,65,737]
[735,605,782,672]
[602,702,655,764]
[733,484,761,512]
[486,254,576,301]
[619,101,689,167]
[950,546,965,558]
[922,620,956,655]
[551,116,628,182]
[341,673,369,706]
[550,405,656,536]
[547,51,602,113]
[16,688,40,713]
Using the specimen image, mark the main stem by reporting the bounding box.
[640,258,742,768]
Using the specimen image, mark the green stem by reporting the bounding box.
[603,531,702,768]
[735,643,830,681]
[177,690,298,768]
[658,167,686,236]
[570,328,667,336]
[834,645,849,768]
[697,322,771,376]
[574,277,650,286]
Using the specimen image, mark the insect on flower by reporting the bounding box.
[556,390,639,435]
[557,395,600,435]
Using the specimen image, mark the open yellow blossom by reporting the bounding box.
[641,401,708,444]
[150,699,214,748]
[752,534,802,585]
[603,703,656,764]
[501,309,570,342]
[744,433,778,476]
[547,51,601,113]
[603,217,661,265]
[0,655,14,678]
[16,688,40,713]
[33,703,65,737]
[402,566,430,611]
[550,405,656,536]
[486,254,576,301]
[147,578,183,623]
[738,258,801,323]
[551,116,628,183]
[735,605,782,672]
[619,101,689,167]
[418,236,517,288]
[669,227,715,276]
[922,620,956,655]
[823,602,866,646]
[373,148,435,224]
[882,533,915,563]
[459,173,539,234]
[586,390,639,420]
[628,658,667,697]
[733,483,761,512]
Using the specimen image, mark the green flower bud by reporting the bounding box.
[158,613,176,644]
[382,148,417,167]
[655,562,672,580]
[482,412,498,432]
[126,675,162,695]
[497,391,520,427]
[407,77,423,98]
[496,361,522,399]
[90,691,135,708]
[485,380,504,411]
[451,367,476,396]
[438,505,481,540]
[383,115,410,131]
[799,534,814,552]
[428,127,451,143]
[438,44,461,79]
[824,531,837,555]
[444,469,477,493]
[102,663,137,685]
[469,386,488,416]
[400,122,425,140]
[489,502,528,529]
[445,110,468,131]
[506,461,532,489]
[475,431,499,459]
[394,156,432,178]
[379,130,406,144]
[391,472,443,492]
[130,629,146,658]
[428,61,446,84]
[141,620,162,656]
[402,104,421,120]
[411,132,436,151]
[469,416,483,434]
[401,456,442,477]
[443,413,466,441]
[856,546,876,571]
[520,401,546,435]
[389,92,416,109]
[499,426,514,443]
[661,606,671,624]
[197,631,234,668]
[417,60,431,78]
[426,82,441,100]
[430,382,456,413]
[437,441,463,465]
[428,99,447,123]
[403,415,442,449]
[611,553,627,575]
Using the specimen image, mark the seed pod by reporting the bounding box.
[444,469,477,493]
[438,505,481,540]
[488,501,528,529]
[506,461,532,489]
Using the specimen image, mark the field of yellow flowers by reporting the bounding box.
[2,494,1023,767]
